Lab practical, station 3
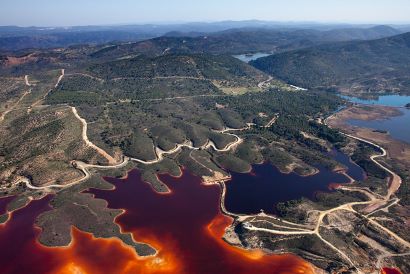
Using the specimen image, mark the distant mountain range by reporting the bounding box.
[1,22,409,96]
[87,25,403,59]
[0,21,399,37]
[251,32,410,94]
[0,21,405,51]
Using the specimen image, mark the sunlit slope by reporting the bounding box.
[251,32,410,94]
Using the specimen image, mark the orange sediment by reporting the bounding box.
[381,267,402,274]
[206,214,314,273]
[0,170,315,274]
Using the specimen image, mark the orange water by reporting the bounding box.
[382,267,402,274]
[0,170,314,274]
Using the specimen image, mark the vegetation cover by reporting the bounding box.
[251,32,410,95]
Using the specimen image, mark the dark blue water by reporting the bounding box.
[328,149,366,181]
[233,53,271,63]
[340,94,410,107]
[348,109,410,144]
[225,152,365,215]
[341,94,410,144]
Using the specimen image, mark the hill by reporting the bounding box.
[0,31,153,51]
[251,32,410,94]
[1,23,410,274]
[89,25,402,58]
[47,53,268,103]
[88,53,264,80]
[317,25,400,42]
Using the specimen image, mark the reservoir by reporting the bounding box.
[348,108,410,144]
[225,154,364,215]
[233,52,271,63]
[340,94,410,107]
[0,172,314,274]
[88,170,313,273]
[342,94,410,144]
[329,149,366,181]
[0,195,14,216]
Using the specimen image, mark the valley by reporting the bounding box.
[0,20,409,274]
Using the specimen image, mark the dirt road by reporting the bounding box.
[71,107,117,165]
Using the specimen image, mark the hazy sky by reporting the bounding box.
[1,0,410,27]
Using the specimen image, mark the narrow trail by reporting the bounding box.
[106,73,274,91]
[9,157,130,191]
[24,75,31,86]
[32,69,65,107]
[236,110,409,271]
[11,121,245,189]
[324,111,402,201]
[130,127,246,165]
[264,115,278,128]
[242,195,410,271]
[112,75,206,81]
[71,107,117,165]
[343,133,402,200]
[9,85,247,189]
[258,76,273,89]
[0,75,31,123]
[6,72,408,272]
[54,69,65,88]
[0,91,30,123]
[65,72,104,82]
[106,94,228,106]
[289,84,308,91]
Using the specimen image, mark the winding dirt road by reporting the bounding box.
[342,133,402,200]
[71,107,117,165]
[257,76,273,89]
[32,69,65,107]
[324,112,402,201]
[4,71,409,273]
[24,75,31,86]
[235,111,408,271]
[55,69,65,88]
[130,127,246,165]
[10,157,130,191]
[12,104,247,189]
[0,75,31,123]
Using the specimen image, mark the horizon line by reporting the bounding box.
[2,19,410,29]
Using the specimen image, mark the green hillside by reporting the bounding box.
[89,26,401,58]
[88,53,265,81]
[251,32,410,94]
[46,53,268,105]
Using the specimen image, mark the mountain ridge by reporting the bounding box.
[251,31,410,94]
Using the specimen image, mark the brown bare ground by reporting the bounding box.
[327,106,410,167]
[1,54,38,67]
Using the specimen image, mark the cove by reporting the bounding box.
[340,94,410,107]
[87,170,313,274]
[233,52,271,63]
[329,149,366,182]
[0,195,15,216]
[0,172,313,274]
[342,93,410,145]
[226,164,348,214]
[348,108,410,144]
[225,150,365,215]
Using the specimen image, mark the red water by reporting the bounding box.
[87,169,313,274]
[0,195,174,274]
[382,267,402,274]
[0,195,15,215]
[0,170,314,274]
